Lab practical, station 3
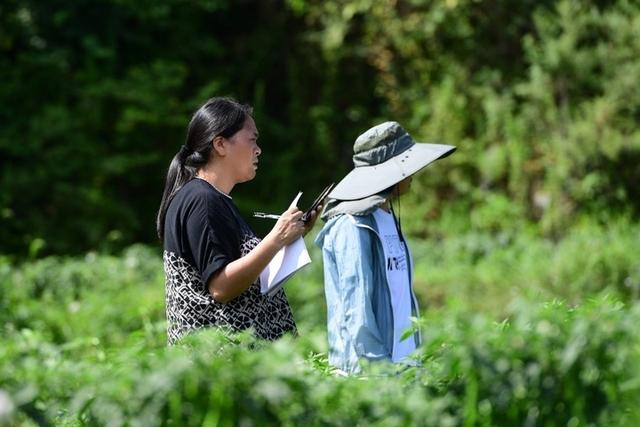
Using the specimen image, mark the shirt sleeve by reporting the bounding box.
[183,193,238,286]
[329,216,391,372]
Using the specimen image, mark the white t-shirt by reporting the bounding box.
[372,208,417,362]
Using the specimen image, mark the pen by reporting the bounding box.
[253,212,281,220]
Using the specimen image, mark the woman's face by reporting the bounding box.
[394,176,413,196]
[225,116,261,183]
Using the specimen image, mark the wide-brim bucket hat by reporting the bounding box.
[329,121,456,201]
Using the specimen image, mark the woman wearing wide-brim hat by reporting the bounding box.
[315,121,455,374]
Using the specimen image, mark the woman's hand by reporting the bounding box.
[209,206,303,303]
[265,206,306,248]
[208,204,321,303]
[302,203,323,237]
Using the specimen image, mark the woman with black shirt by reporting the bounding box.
[157,97,318,344]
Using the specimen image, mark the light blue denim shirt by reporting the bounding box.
[315,213,421,373]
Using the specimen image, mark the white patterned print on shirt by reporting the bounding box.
[164,233,297,345]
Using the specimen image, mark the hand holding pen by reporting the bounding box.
[263,206,306,248]
[254,183,332,223]
[254,204,324,237]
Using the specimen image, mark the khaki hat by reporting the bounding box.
[329,121,456,201]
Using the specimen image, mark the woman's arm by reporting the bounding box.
[207,206,306,303]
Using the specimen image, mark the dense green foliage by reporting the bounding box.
[2,0,640,425]
[0,0,377,256]
[2,221,640,425]
[1,0,639,256]
[309,0,640,234]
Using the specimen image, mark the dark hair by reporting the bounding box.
[156,97,253,239]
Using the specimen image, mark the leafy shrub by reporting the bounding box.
[2,226,640,426]
[412,217,640,312]
[1,244,165,347]
[3,296,639,426]
[413,295,640,425]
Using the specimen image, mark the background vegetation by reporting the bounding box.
[1,0,639,425]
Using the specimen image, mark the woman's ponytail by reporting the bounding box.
[156,148,196,240]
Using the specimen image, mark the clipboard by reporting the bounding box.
[301,182,335,223]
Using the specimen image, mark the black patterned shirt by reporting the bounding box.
[163,178,297,345]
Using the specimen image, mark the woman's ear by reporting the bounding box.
[211,135,227,157]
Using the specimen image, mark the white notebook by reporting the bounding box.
[259,236,311,296]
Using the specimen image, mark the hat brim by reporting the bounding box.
[328,143,456,201]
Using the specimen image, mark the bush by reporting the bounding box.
[413,295,640,425]
[3,296,639,426]
[0,244,165,347]
[2,226,640,425]
[411,217,640,313]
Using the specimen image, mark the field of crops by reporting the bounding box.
[2,218,640,426]
[3,0,640,425]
